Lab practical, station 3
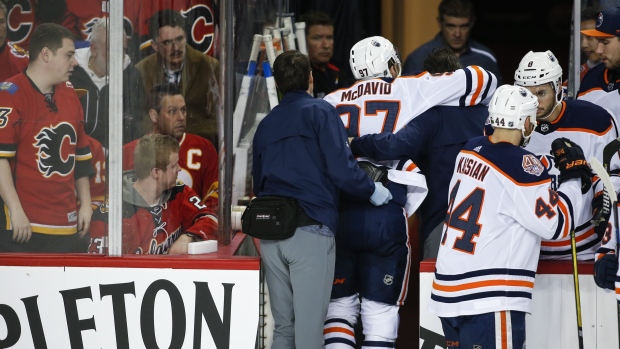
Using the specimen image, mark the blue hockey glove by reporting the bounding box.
[594,254,618,291]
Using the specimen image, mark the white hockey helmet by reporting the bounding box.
[514,50,563,104]
[349,36,401,80]
[488,85,539,147]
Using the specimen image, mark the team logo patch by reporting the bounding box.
[597,12,604,28]
[383,274,393,285]
[0,82,18,95]
[8,43,28,57]
[34,122,78,178]
[522,154,544,176]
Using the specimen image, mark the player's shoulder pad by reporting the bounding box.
[0,81,19,95]
[462,137,550,185]
[559,100,613,133]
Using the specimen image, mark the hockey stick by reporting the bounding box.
[232,34,263,148]
[569,226,585,349]
[262,35,279,110]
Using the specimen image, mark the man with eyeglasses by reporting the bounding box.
[136,9,220,147]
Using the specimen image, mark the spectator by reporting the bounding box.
[122,83,218,207]
[0,1,29,81]
[0,23,93,252]
[579,6,603,80]
[136,9,220,146]
[88,134,218,254]
[578,7,620,100]
[70,18,146,148]
[252,50,392,349]
[402,0,503,85]
[299,10,353,98]
[428,85,588,349]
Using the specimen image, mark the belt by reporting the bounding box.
[298,208,321,227]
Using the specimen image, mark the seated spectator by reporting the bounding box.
[402,0,503,84]
[123,83,218,207]
[70,18,146,148]
[88,134,218,255]
[136,10,220,146]
[0,2,29,81]
[299,10,353,98]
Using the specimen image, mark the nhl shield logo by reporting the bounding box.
[522,154,544,176]
[473,345,482,349]
[383,275,393,285]
[540,123,549,132]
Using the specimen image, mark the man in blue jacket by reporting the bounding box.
[252,50,392,349]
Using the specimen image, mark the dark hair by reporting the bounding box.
[273,50,310,95]
[29,23,75,63]
[438,0,475,21]
[581,6,600,22]
[134,134,180,180]
[148,10,186,40]
[423,47,462,73]
[149,83,183,111]
[298,10,334,36]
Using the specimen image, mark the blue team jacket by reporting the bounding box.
[252,90,375,234]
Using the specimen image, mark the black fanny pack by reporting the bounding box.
[241,196,319,240]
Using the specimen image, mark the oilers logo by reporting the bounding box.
[33,122,77,178]
[182,4,216,55]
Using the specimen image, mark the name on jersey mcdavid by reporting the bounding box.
[341,81,392,101]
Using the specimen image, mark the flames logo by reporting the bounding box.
[33,122,77,178]
[182,4,215,55]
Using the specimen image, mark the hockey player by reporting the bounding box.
[88,134,218,254]
[511,50,617,260]
[0,23,93,253]
[322,36,496,348]
[578,7,620,100]
[429,85,590,348]
[123,83,218,207]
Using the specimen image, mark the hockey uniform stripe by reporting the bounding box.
[432,279,534,292]
[469,65,484,106]
[495,311,512,349]
[430,290,533,304]
[480,69,494,102]
[397,208,411,305]
[557,123,614,136]
[434,267,536,281]
[324,318,356,348]
[459,67,473,107]
[577,87,603,98]
[30,222,77,235]
[542,227,595,247]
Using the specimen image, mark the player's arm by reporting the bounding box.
[87,202,109,254]
[416,65,498,107]
[350,112,434,162]
[0,158,31,243]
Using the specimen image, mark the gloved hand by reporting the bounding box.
[369,182,392,206]
[550,137,592,194]
[591,190,612,238]
[594,254,618,291]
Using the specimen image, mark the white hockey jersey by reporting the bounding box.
[323,65,497,135]
[524,100,618,260]
[324,66,497,215]
[428,136,584,317]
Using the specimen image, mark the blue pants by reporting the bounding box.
[440,311,526,349]
[333,201,410,305]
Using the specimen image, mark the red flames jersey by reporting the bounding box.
[86,135,106,209]
[123,132,218,203]
[0,73,92,235]
[88,182,218,254]
[0,43,29,82]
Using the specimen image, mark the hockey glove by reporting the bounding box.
[550,137,592,194]
[591,190,612,238]
[594,253,618,290]
[370,182,392,206]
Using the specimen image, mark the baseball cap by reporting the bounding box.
[581,7,620,38]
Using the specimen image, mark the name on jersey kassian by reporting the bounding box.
[341,81,392,101]
[456,156,490,182]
